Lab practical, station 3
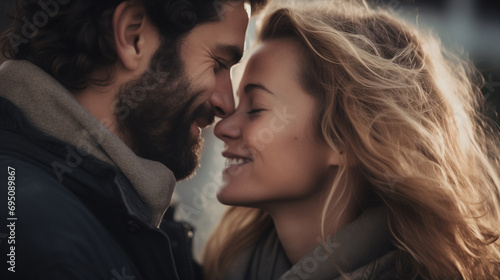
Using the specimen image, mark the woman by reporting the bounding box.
[203,1,500,279]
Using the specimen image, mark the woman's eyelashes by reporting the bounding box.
[242,94,273,116]
[247,108,265,114]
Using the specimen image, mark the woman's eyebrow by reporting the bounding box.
[244,83,275,95]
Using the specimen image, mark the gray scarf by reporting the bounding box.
[0,60,176,226]
[225,206,396,280]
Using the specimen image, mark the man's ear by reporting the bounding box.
[113,1,158,71]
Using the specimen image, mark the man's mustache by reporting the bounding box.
[191,102,215,126]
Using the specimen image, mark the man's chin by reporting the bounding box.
[169,137,204,181]
[171,158,200,182]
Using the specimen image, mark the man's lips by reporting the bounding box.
[190,113,215,137]
[194,117,211,129]
[191,103,215,129]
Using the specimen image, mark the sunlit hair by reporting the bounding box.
[203,1,500,279]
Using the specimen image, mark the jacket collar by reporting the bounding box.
[0,60,176,226]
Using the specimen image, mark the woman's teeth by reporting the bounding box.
[225,158,251,166]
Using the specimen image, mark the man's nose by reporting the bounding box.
[209,71,235,118]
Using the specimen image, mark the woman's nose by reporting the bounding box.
[214,112,241,142]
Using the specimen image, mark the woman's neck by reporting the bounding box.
[266,190,358,264]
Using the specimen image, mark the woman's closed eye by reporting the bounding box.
[247,108,265,114]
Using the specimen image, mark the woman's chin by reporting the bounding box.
[217,187,256,207]
[216,187,240,206]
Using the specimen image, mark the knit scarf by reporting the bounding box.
[224,206,396,280]
[0,60,176,226]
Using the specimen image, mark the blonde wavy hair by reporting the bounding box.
[203,1,500,279]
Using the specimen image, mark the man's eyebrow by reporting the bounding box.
[244,83,275,95]
[215,44,243,65]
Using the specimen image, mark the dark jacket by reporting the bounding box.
[0,97,202,279]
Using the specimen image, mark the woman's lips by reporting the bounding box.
[223,157,252,175]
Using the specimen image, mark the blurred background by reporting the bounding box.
[1,0,499,261]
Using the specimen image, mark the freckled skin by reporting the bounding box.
[214,39,340,209]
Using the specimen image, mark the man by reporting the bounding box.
[0,0,266,279]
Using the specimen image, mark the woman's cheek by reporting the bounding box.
[245,117,283,153]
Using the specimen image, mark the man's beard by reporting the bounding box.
[114,41,214,181]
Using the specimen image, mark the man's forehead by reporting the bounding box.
[208,2,249,58]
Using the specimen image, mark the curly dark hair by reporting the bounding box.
[0,0,267,90]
